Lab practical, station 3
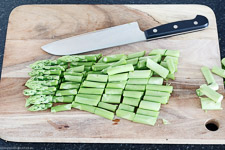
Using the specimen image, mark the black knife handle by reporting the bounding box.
[144,15,209,40]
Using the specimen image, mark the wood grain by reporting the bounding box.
[0,5,224,144]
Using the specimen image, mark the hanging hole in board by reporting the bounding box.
[153,29,157,33]
[205,119,219,131]
[194,21,198,25]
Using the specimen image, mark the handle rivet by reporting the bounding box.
[194,21,198,25]
[173,25,178,29]
[153,29,158,33]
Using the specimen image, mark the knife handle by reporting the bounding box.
[144,15,209,40]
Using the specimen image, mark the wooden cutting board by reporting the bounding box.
[0,5,224,144]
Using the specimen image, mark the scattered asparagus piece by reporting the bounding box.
[126,58,138,65]
[146,58,169,78]
[133,114,157,126]
[98,102,118,112]
[162,119,170,125]
[200,97,222,110]
[67,65,85,72]
[201,66,215,84]
[102,54,127,63]
[95,108,114,120]
[145,90,171,97]
[165,50,180,57]
[78,88,104,95]
[143,95,169,104]
[71,61,95,67]
[211,66,225,78]
[164,56,178,64]
[166,58,176,74]
[127,78,149,85]
[51,104,72,112]
[199,84,223,103]
[148,49,166,56]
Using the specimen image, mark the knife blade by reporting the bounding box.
[42,15,208,55]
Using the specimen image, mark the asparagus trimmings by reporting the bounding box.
[82,81,106,88]
[72,102,96,113]
[133,114,157,126]
[148,77,163,85]
[95,108,114,120]
[86,74,108,82]
[211,66,225,78]
[139,101,161,111]
[107,64,134,75]
[53,96,74,103]
[23,89,55,96]
[146,58,169,78]
[108,73,128,82]
[101,94,121,104]
[55,89,77,96]
[200,98,222,110]
[25,95,53,107]
[127,51,145,59]
[28,103,53,111]
[105,88,123,94]
[146,84,173,93]
[98,102,118,112]
[136,108,159,117]
[125,84,145,91]
[201,66,215,84]
[128,70,151,78]
[78,88,104,95]
[122,97,141,107]
[51,104,72,112]
[123,91,144,99]
[118,103,135,112]
[199,84,223,103]
[116,109,135,121]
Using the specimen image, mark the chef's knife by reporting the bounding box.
[42,15,208,55]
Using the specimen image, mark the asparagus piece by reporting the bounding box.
[126,58,139,65]
[148,77,164,85]
[222,58,225,68]
[122,97,141,107]
[146,58,169,78]
[145,90,171,97]
[164,56,178,64]
[166,73,175,80]
[25,84,57,91]
[133,114,157,126]
[148,49,166,56]
[125,84,146,91]
[160,61,168,69]
[70,61,95,67]
[63,71,84,76]
[128,70,152,78]
[102,54,127,63]
[196,82,219,96]
[86,74,108,82]
[137,60,147,69]
[166,58,176,74]
[25,95,53,107]
[108,73,128,82]
[105,88,123,94]
[51,104,72,112]
[116,109,135,121]
[75,94,101,106]
[139,55,162,63]
[146,84,173,93]
[23,89,55,96]
[92,63,110,71]
[82,81,106,88]
[127,78,149,85]
[30,60,66,68]
[78,88,104,95]
[143,95,169,104]
[123,91,144,99]
[201,66,215,84]
[26,80,58,87]
[98,102,118,112]
[106,81,126,89]
[107,64,134,75]
[30,75,60,81]
[29,70,61,76]
[55,89,77,96]
[95,108,114,120]
[136,108,159,117]
[199,84,223,103]
[67,65,85,72]
[101,94,121,104]
[64,75,82,82]
[72,102,96,113]
[211,66,225,78]
[165,50,180,57]
[127,51,145,59]
[28,103,52,111]
[118,103,135,112]
[88,71,105,75]
[53,96,74,103]
[84,66,92,71]
[139,101,161,111]
[60,82,80,89]
[200,97,222,110]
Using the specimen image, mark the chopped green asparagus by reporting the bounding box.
[136,108,159,117]
[106,81,126,89]
[28,103,52,111]
[148,49,166,56]
[118,103,135,112]
[128,70,152,78]
[127,51,145,59]
[105,88,123,94]
[116,109,135,121]
[82,81,106,88]
[199,84,223,103]
[72,102,96,113]
[123,91,143,99]
[78,88,104,95]
[98,102,118,112]
[127,78,149,85]
[125,84,146,91]
[143,95,169,104]
[122,97,141,107]
[146,84,173,93]
[146,58,169,78]
[108,73,128,82]
[211,66,225,78]
[86,74,108,82]
[107,64,134,75]
[201,66,215,84]
[148,77,164,85]
[139,101,161,111]
[101,94,121,104]
[55,89,77,96]
[60,82,80,89]
[53,96,74,103]
[133,114,157,126]
[95,107,114,120]
[51,104,72,112]
[200,97,222,110]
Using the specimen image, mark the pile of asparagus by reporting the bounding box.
[24,49,179,126]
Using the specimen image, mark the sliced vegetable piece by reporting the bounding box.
[108,73,128,82]
[106,81,126,89]
[25,95,53,106]
[67,65,85,72]
[162,119,170,125]
[118,103,135,112]
[143,95,169,104]
[102,54,127,63]
[133,114,157,126]
[78,88,104,95]
[139,101,161,111]
[165,50,180,57]
[148,49,166,56]
[146,58,169,78]
[125,84,145,91]
[51,104,72,112]
[164,56,178,64]
[116,109,135,121]
[60,82,80,89]
[53,96,74,103]
[28,103,52,111]
[127,78,149,85]
[137,60,147,69]
[128,70,151,78]
[64,75,82,82]
[23,89,55,96]
[86,74,108,82]
[200,97,222,110]
[145,90,171,97]
[98,102,118,112]
[136,108,159,117]
[122,97,140,107]
[72,102,96,113]
[127,51,145,59]
[123,91,143,99]
[201,66,215,84]
[107,64,134,75]
[105,88,123,95]
[126,58,138,65]
[82,81,106,88]
[55,89,77,96]
[199,84,223,103]
[95,108,114,120]
[75,94,101,106]
[211,66,225,78]
[148,77,164,85]
[146,84,173,93]
[101,94,121,104]
[71,61,95,67]
[196,82,219,97]
[166,58,176,74]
